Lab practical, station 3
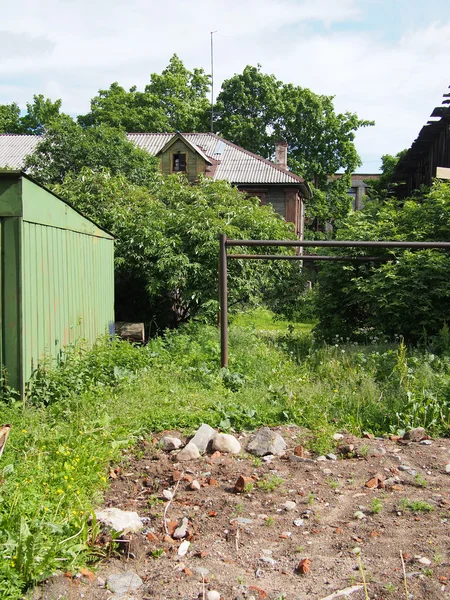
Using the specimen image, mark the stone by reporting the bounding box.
[403,427,428,442]
[289,455,315,463]
[178,540,190,556]
[333,433,344,441]
[326,453,338,461]
[420,440,433,446]
[231,517,253,524]
[260,555,276,566]
[322,468,333,476]
[173,517,189,539]
[369,446,386,456]
[445,464,450,473]
[212,433,241,454]
[293,518,304,527]
[162,489,173,500]
[195,566,210,577]
[177,442,200,461]
[190,423,217,454]
[281,501,297,511]
[94,508,143,534]
[262,454,275,463]
[190,479,201,491]
[247,428,287,457]
[107,571,143,594]
[207,592,221,600]
[160,436,182,451]
[417,556,432,566]
[316,455,327,461]
[354,511,366,520]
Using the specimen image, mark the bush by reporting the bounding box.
[313,182,450,342]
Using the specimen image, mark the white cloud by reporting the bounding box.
[1,0,449,171]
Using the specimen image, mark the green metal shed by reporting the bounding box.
[0,171,114,395]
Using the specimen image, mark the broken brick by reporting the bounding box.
[249,585,268,599]
[234,475,253,493]
[297,558,312,575]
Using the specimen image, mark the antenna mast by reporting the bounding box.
[210,30,217,133]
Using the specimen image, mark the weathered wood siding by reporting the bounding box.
[160,140,207,182]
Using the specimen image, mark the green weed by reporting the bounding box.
[257,475,284,492]
[370,498,383,514]
[398,498,434,513]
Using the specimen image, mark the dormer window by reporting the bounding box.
[172,152,187,172]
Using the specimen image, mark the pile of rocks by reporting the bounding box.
[161,423,287,462]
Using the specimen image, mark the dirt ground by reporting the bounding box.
[32,426,450,600]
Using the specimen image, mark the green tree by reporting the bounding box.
[215,65,373,230]
[20,94,64,134]
[24,119,159,186]
[313,181,450,342]
[365,150,408,199]
[0,103,21,133]
[0,95,66,134]
[53,169,304,328]
[78,54,211,132]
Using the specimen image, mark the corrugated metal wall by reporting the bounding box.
[0,173,114,395]
[21,222,114,383]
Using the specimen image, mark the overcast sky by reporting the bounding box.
[1,0,449,172]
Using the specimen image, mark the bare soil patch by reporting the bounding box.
[32,427,450,600]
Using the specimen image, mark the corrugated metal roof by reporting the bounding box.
[128,133,305,185]
[0,132,305,186]
[0,135,40,169]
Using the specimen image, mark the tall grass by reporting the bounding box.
[1,320,450,597]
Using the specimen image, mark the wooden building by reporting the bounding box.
[394,87,450,195]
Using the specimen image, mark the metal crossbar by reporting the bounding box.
[218,235,450,367]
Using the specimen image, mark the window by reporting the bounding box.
[172,153,187,172]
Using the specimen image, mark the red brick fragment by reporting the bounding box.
[208,478,219,486]
[297,558,312,575]
[249,585,268,599]
[183,567,193,576]
[210,451,222,460]
[163,534,174,544]
[166,521,178,535]
[79,568,95,581]
[294,445,304,457]
[208,511,217,517]
[172,470,182,482]
[146,532,158,542]
[234,475,253,493]
[365,477,379,489]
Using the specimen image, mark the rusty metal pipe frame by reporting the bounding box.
[227,254,388,261]
[225,240,450,249]
[219,236,450,368]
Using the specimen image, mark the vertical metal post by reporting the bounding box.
[219,234,228,368]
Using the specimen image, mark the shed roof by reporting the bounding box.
[0,132,310,195]
[0,170,114,239]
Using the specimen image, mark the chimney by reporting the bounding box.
[274,140,288,170]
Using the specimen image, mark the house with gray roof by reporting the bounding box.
[0,132,312,236]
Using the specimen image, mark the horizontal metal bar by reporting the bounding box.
[227,254,388,262]
[225,239,450,249]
